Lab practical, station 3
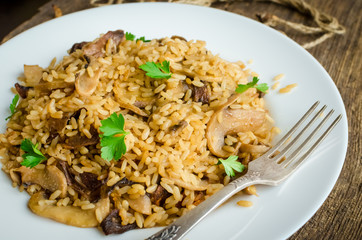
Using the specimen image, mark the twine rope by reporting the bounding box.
[89,0,345,49]
[269,0,345,34]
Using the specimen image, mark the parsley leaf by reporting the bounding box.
[99,112,129,161]
[99,112,127,137]
[100,135,127,161]
[125,32,136,41]
[125,32,150,42]
[20,138,47,168]
[139,61,172,79]
[255,83,269,93]
[217,155,245,177]
[235,77,269,94]
[5,94,20,120]
[136,36,150,42]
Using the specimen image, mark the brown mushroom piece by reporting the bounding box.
[33,80,74,92]
[69,41,89,54]
[206,94,266,158]
[192,83,210,104]
[82,30,125,58]
[118,101,148,117]
[15,83,31,98]
[48,116,68,133]
[28,191,110,228]
[58,161,103,202]
[149,185,171,206]
[75,66,103,97]
[113,84,150,117]
[100,209,137,235]
[133,98,156,108]
[14,165,68,197]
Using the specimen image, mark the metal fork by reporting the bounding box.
[146,101,342,240]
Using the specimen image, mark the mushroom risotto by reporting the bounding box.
[0,30,277,235]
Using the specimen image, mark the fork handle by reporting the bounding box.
[145,174,259,240]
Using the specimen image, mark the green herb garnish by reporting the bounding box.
[20,138,47,168]
[136,36,150,42]
[125,32,150,42]
[125,32,136,41]
[235,77,269,94]
[217,155,245,177]
[99,112,129,161]
[5,94,20,121]
[139,60,172,79]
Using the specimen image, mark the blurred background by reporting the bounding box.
[0,0,50,40]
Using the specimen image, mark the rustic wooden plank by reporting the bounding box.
[1,0,93,43]
[1,0,360,239]
[289,1,361,239]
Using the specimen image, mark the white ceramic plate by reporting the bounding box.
[0,3,348,240]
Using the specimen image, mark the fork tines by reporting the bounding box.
[267,101,342,169]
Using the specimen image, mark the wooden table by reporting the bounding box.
[1,0,361,239]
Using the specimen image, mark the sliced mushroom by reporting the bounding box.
[48,116,68,133]
[100,209,137,235]
[22,66,74,94]
[206,94,266,158]
[58,161,102,202]
[83,30,125,58]
[33,80,74,92]
[15,83,31,98]
[14,165,67,197]
[28,191,110,228]
[69,41,89,54]
[9,168,21,185]
[79,172,102,189]
[133,98,156,108]
[58,161,73,186]
[75,66,103,97]
[118,101,148,117]
[125,194,152,215]
[24,65,43,85]
[96,198,111,223]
